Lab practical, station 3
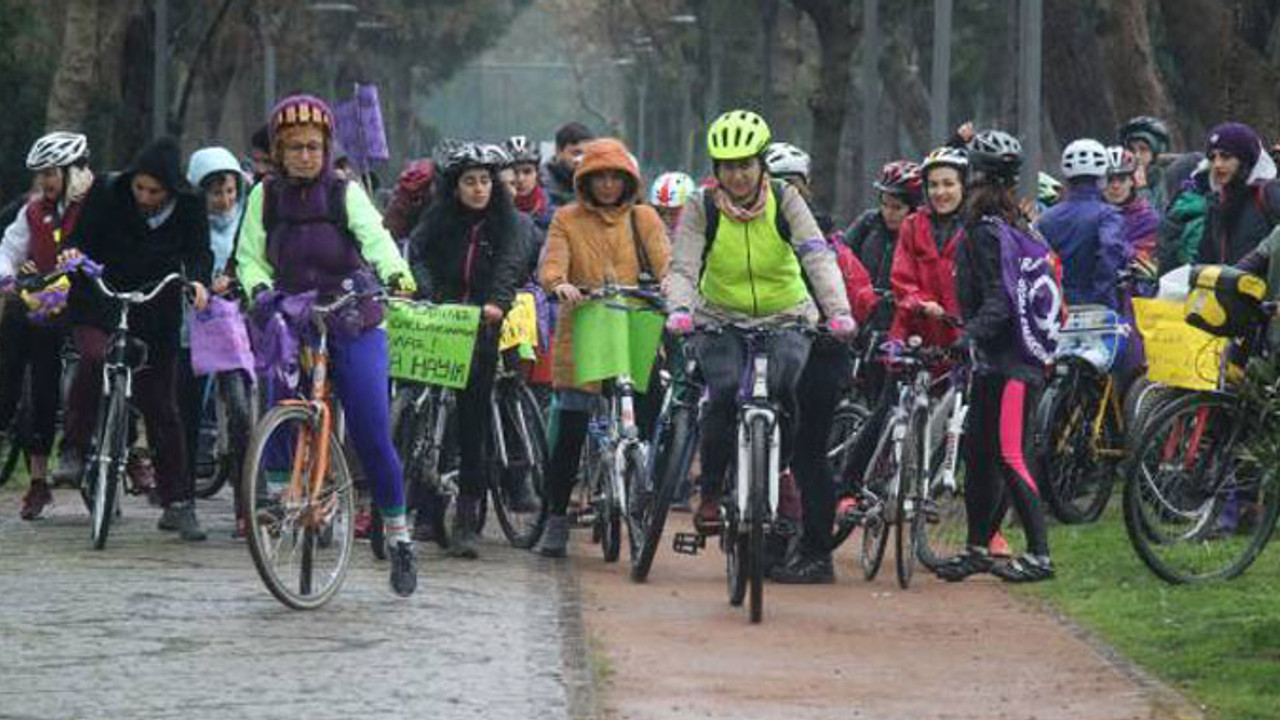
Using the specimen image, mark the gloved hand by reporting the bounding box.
[665,310,694,335]
[828,314,857,340]
[388,272,417,298]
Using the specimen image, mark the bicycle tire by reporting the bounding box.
[599,460,622,563]
[828,403,870,551]
[0,423,20,489]
[1123,392,1280,584]
[410,389,454,550]
[195,373,253,499]
[243,404,355,610]
[1035,367,1116,524]
[90,384,129,550]
[896,404,926,589]
[748,416,768,623]
[859,419,897,581]
[622,443,648,563]
[489,383,550,549]
[631,404,697,582]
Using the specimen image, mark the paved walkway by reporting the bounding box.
[0,488,590,720]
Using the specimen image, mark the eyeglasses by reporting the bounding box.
[285,142,324,156]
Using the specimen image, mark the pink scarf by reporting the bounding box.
[713,174,772,222]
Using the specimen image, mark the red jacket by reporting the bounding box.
[833,240,878,324]
[889,211,962,347]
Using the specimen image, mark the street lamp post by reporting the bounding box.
[1018,0,1043,202]
[930,0,953,144]
[153,0,168,138]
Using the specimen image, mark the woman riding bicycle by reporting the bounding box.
[59,136,213,542]
[408,142,524,559]
[535,137,672,558]
[664,110,855,557]
[234,94,419,596]
[0,132,95,520]
[936,130,1054,583]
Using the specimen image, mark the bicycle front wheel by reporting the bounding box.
[1036,370,1116,524]
[859,420,897,581]
[896,405,926,589]
[747,416,769,623]
[89,383,129,550]
[1123,392,1279,584]
[631,404,698,582]
[243,404,356,610]
[490,383,549,549]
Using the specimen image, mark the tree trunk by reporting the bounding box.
[1099,0,1174,135]
[1042,0,1116,143]
[880,34,932,155]
[45,0,98,130]
[792,0,856,211]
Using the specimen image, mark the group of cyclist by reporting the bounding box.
[4,88,1279,598]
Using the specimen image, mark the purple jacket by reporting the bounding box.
[1036,183,1125,308]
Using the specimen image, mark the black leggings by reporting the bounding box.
[963,372,1049,557]
[0,303,64,457]
[792,337,850,558]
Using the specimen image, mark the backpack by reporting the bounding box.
[700,180,793,268]
[991,217,1064,367]
[262,176,353,242]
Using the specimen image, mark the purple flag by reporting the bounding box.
[333,83,389,174]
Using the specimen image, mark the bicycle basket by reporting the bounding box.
[1184,265,1267,337]
[1055,304,1127,372]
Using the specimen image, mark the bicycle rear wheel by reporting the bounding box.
[89,383,129,550]
[828,403,870,551]
[1123,392,1279,584]
[631,404,698,582]
[490,383,549,548]
[243,404,355,610]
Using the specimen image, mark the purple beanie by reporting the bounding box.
[1206,122,1261,169]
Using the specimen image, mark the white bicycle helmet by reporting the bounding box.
[1061,138,1109,179]
[1104,145,1138,176]
[504,135,540,165]
[649,172,696,208]
[26,131,89,171]
[765,142,811,181]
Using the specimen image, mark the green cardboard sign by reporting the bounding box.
[386,302,481,388]
[572,298,664,389]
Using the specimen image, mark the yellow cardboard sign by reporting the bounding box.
[1133,298,1225,391]
[499,292,539,351]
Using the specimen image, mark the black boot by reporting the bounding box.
[448,495,481,559]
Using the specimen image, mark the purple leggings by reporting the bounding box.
[266,328,405,514]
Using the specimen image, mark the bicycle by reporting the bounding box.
[242,288,367,609]
[1122,299,1280,584]
[673,322,813,623]
[391,299,548,552]
[1031,304,1131,523]
[70,262,189,549]
[573,286,664,565]
[632,335,701,582]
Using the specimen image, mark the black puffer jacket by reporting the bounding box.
[66,138,212,347]
[842,208,897,291]
[408,182,522,311]
[1197,179,1280,266]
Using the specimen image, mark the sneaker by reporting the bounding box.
[20,478,53,520]
[389,540,418,597]
[354,507,373,540]
[991,554,1055,583]
[447,497,481,560]
[693,494,722,535]
[772,554,835,584]
[159,502,207,542]
[988,530,1012,558]
[535,514,570,558]
[934,547,994,582]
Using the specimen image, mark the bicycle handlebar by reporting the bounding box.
[93,272,186,306]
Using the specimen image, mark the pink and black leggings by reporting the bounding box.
[963,371,1050,557]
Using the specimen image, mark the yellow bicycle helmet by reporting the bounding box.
[707,110,771,161]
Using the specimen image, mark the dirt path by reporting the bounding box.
[573,514,1201,720]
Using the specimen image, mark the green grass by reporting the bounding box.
[1016,507,1280,720]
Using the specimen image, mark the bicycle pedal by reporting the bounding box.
[672,532,705,555]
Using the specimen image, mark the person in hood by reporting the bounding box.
[1038,138,1126,309]
[57,136,213,541]
[541,122,594,208]
[0,132,95,519]
[407,142,525,558]
[181,146,254,535]
[534,137,672,558]
[234,94,419,597]
[1196,121,1280,265]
